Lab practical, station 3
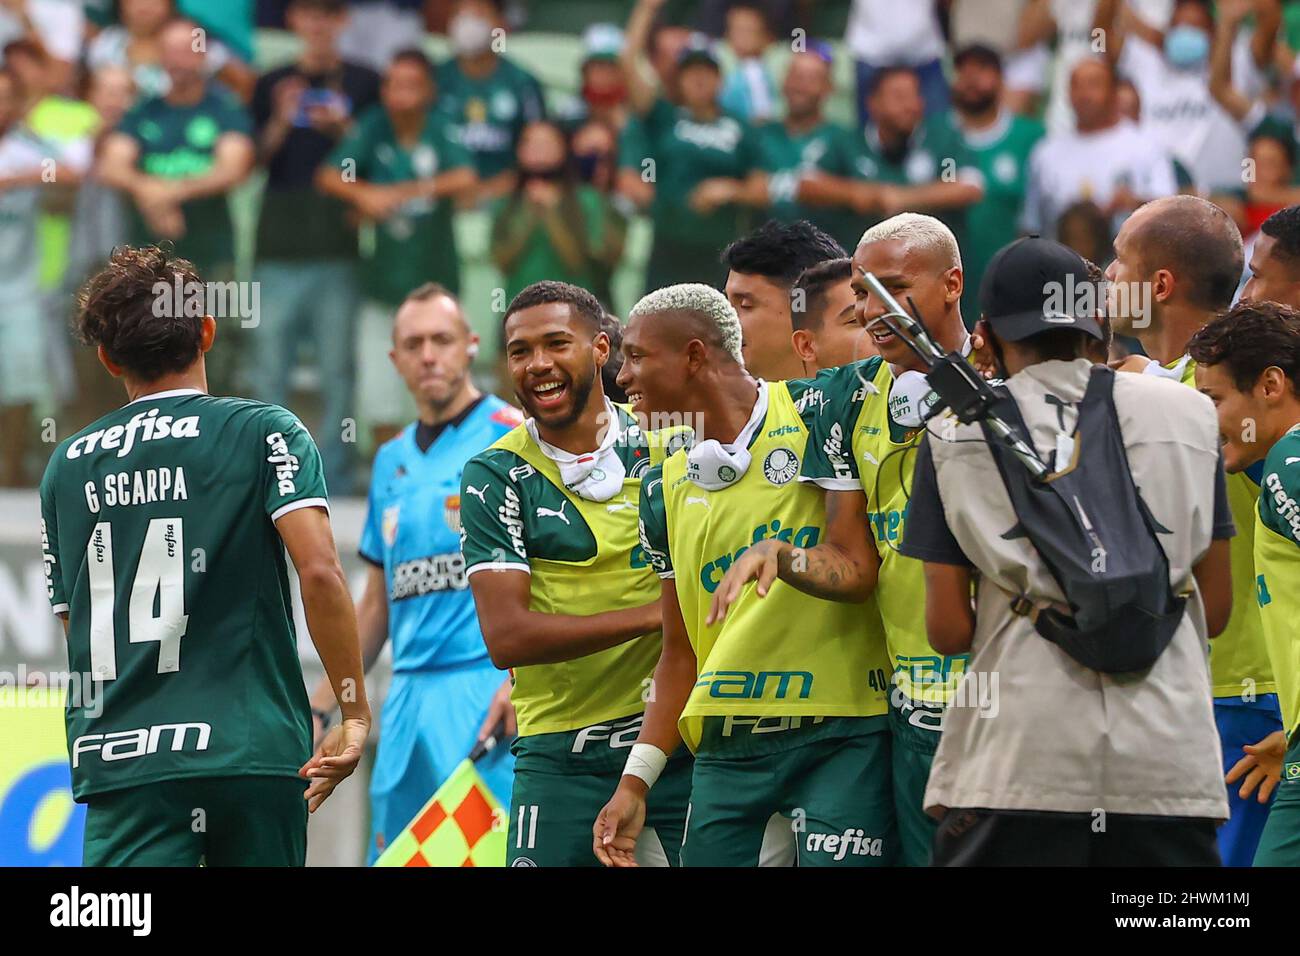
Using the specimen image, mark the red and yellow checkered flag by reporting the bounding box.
[373,758,506,867]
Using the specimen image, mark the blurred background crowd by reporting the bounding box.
[3,0,1300,496]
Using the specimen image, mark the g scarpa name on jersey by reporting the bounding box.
[65,407,201,460]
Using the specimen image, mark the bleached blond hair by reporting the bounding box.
[628,282,744,365]
[859,213,962,271]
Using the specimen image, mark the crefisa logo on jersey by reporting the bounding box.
[266,431,300,495]
[65,407,201,460]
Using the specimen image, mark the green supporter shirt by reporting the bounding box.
[117,84,252,275]
[328,105,472,306]
[39,390,328,801]
[1256,427,1300,736]
[625,97,760,252]
[755,118,861,254]
[490,184,618,304]
[950,110,1044,326]
[435,57,546,179]
[848,118,982,265]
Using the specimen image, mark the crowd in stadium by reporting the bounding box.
[19,0,1300,869]
[5,0,1300,494]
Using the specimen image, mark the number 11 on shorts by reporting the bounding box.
[516,804,538,849]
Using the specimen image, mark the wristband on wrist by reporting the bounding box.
[622,742,668,789]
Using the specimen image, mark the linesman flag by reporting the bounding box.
[374,728,508,867]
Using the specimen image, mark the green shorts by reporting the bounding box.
[889,694,943,867]
[83,774,308,867]
[1254,731,1300,866]
[682,715,895,867]
[508,713,692,867]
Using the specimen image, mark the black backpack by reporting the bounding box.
[977,365,1186,674]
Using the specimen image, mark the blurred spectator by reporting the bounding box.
[316,48,477,450]
[88,0,256,103]
[620,7,762,291]
[1096,0,1250,192]
[718,1,777,123]
[1236,126,1299,242]
[337,0,425,72]
[1021,58,1177,239]
[1055,198,1113,264]
[750,44,860,254]
[1008,0,1101,130]
[797,67,983,240]
[0,64,63,485]
[557,23,628,133]
[489,119,625,308]
[250,0,381,494]
[949,43,1044,327]
[572,115,619,192]
[0,0,83,94]
[693,0,796,38]
[436,0,546,203]
[846,0,949,123]
[950,0,1032,58]
[97,18,254,279]
[1209,0,1287,139]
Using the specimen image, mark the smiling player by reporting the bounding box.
[458,280,691,866]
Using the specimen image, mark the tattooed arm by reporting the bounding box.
[708,489,879,623]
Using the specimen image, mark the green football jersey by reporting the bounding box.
[849,118,979,257]
[1255,426,1300,736]
[800,359,970,711]
[631,97,759,252]
[39,389,327,801]
[951,111,1044,326]
[754,118,860,254]
[435,57,546,179]
[115,84,252,274]
[326,104,472,306]
[459,405,676,737]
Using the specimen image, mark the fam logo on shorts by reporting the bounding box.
[763,448,799,485]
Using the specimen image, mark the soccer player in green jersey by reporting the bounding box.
[710,213,973,866]
[40,246,370,866]
[459,280,691,867]
[1243,205,1300,309]
[1108,195,1280,866]
[1187,300,1300,865]
[594,283,893,868]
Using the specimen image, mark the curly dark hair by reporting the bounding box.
[1188,300,1300,394]
[504,279,605,333]
[76,245,206,382]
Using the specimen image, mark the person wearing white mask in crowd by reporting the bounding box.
[436,0,547,203]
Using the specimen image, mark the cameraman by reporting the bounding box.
[900,237,1234,866]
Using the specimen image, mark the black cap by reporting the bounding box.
[953,43,1002,71]
[979,236,1105,342]
[677,34,720,70]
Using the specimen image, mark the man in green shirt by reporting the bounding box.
[1188,300,1300,866]
[316,49,477,450]
[618,16,763,291]
[798,66,983,249]
[750,44,861,255]
[436,0,546,201]
[41,245,370,866]
[948,44,1044,328]
[97,18,254,281]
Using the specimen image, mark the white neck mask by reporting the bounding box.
[888,335,972,428]
[526,400,627,502]
[686,381,769,490]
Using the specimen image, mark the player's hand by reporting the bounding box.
[592,779,648,867]
[300,715,369,813]
[707,538,786,626]
[478,677,517,742]
[1226,729,1287,803]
